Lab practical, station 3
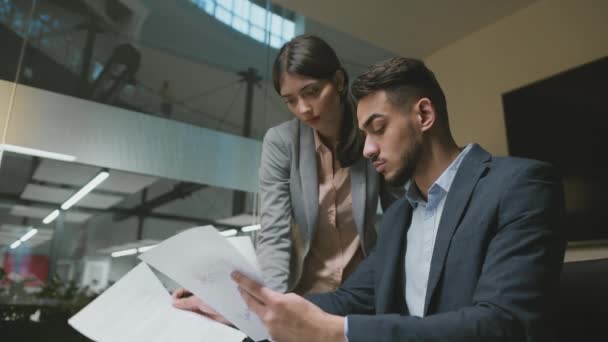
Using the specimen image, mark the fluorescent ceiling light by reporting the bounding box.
[0,144,76,162]
[20,228,38,242]
[61,171,109,210]
[8,227,38,249]
[43,209,60,224]
[220,229,238,237]
[241,224,261,233]
[111,248,138,257]
[137,245,157,253]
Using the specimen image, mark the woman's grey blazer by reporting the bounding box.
[256,118,397,293]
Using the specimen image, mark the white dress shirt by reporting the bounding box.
[404,144,473,316]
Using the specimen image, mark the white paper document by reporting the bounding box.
[68,262,246,342]
[226,236,261,274]
[139,226,270,341]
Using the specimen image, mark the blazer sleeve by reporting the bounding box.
[306,246,377,316]
[255,127,294,293]
[346,162,565,342]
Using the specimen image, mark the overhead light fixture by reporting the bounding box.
[20,228,38,242]
[61,170,109,210]
[0,144,76,162]
[43,209,60,224]
[9,227,38,249]
[137,245,157,253]
[220,229,238,237]
[111,248,138,258]
[241,224,261,233]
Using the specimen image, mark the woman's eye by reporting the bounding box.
[305,87,319,96]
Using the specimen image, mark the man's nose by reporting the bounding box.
[363,136,379,160]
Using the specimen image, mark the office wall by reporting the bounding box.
[424,0,608,155]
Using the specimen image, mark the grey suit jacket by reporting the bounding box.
[308,144,566,342]
[256,119,397,292]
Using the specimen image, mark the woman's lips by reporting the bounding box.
[305,116,320,124]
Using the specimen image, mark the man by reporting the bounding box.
[176,57,566,342]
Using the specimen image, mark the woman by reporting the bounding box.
[256,34,397,295]
[172,34,398,315]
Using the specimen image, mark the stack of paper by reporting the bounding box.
[69,226,270,341]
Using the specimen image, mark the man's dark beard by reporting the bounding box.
[385,127,422,187]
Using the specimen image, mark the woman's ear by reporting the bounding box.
[334,69,346,93]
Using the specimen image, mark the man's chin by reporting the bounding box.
[384,169,409,187]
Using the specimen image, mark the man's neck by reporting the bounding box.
[412,136,460,200]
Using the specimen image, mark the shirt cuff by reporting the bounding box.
[344,316,349,342]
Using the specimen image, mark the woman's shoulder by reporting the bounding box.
[264,118,302,146]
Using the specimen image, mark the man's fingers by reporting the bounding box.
[172,287,191,299]
[231,272,274,304]
[198,301,218,315]
[238,286,267,318]
[173,297,195,310]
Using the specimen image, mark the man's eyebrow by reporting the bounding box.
[361,113,383,129]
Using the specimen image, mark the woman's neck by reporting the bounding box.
[317,104,344,151]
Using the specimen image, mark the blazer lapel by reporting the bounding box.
[350,157,367,240]
[377,201,412,314]
[423,145,491,314]
[299,123,319,244]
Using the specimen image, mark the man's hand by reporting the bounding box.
[171,288,232,326]
[232,272,345,342]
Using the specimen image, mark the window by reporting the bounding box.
[189,0,296,48]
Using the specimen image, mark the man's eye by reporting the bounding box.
[373,125,385,134]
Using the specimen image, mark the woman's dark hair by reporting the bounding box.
[272,34,363,167]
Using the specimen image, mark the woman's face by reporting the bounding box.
[278,72,344,135]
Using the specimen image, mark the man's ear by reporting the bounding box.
[414,98,436,133]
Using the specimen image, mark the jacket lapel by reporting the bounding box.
[423,144,491,314]
[298,123,319,245]
[377,200,412,314]
[350,157,367,240]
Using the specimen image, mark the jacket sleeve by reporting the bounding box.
[255,127,293,293]
[306,246,377,316]
[345,162,565,342]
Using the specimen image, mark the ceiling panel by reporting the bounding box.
[0,224,54,248]
[21,184,124,209]
[9,205,92,223]
[96,169,158,194]
[34,159,99,187]
[0,153,34,194]
[34,159,158,194]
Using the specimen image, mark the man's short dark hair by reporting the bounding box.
[351,57,448,121]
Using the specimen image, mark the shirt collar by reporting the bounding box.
[406,144,473,209]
